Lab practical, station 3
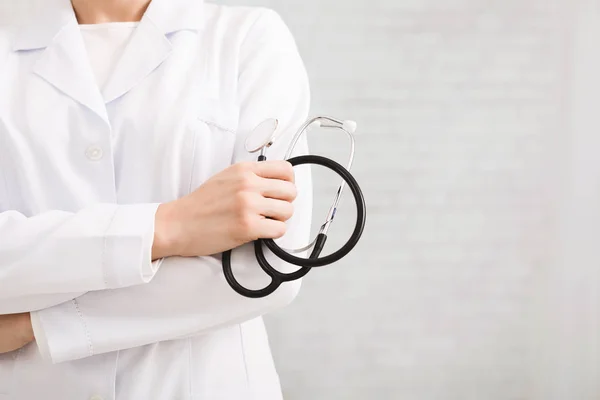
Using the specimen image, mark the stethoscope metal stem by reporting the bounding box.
[283,117,356,250]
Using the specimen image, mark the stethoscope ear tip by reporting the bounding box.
[308,119,322,130]
[342,120,358,134]
[308,118,357,134]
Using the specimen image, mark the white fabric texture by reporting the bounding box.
[79,22,138,93]
[0,0,312,399]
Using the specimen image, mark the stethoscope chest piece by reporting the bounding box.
[245,118,279,154]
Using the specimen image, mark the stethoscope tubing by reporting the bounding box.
[222,154,366,299]
[263,155,366,268]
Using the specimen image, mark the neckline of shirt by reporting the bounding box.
[79,22,140,30]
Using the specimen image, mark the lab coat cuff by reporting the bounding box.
[103,203,163,288]
[30,310,51,361]
[32,300,92,363]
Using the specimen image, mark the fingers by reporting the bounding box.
[258,198,294,222]
[256,218,287,240]
[260,179,297,202]
[235,161,297,201]
[252,160,295,183]
[227,161,296,242]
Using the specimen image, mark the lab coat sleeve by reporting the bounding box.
[31,9,313,364]
[0,202,164,314]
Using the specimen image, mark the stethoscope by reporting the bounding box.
[222,116,367,298]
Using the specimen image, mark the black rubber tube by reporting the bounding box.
[262,155,366,268]
[222,154,367,298]
[256,233,326,282]
[222,248,282,299]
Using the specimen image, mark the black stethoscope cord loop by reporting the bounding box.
[263,155,366,268]
[222,155,366,299]
[222,248,282,299]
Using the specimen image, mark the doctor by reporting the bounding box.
[0,0,312,398]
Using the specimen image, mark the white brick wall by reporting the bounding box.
[217,1,598,399]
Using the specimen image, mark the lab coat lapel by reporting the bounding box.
[101,0,205,104]
[12,0,205,115]
[13,0,108,123]
[101,20,172,104]
[33,23,109,123]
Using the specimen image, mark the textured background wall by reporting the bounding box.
[215,1,596,399]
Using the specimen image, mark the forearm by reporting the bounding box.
[0,313,33,354]
[32,159,312,363]
[0,203,162,314]
[32,255,297,363]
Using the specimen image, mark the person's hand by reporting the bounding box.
[152,160,297,259]
[0,313,34,354]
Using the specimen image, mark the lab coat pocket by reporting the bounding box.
[188,101,240,190]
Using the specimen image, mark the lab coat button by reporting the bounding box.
[85,146,104,161]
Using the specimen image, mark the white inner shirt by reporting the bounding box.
[79,22,139,94]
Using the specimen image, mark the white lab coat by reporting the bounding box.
[0,0,312,398]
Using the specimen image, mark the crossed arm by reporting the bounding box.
[0,10,313,362]
[0,313,33,353]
